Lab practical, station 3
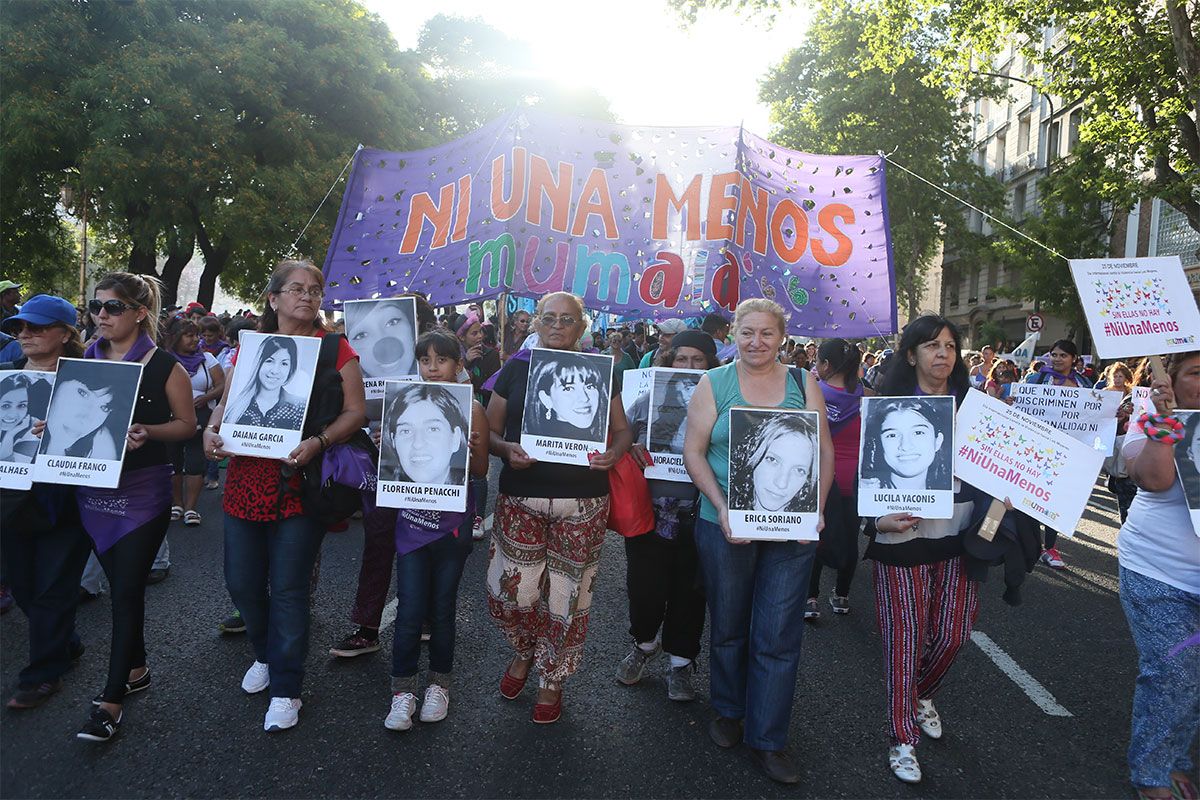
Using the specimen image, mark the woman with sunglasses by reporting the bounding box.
[73,274,196,742]
[0,295,93,712]
[485,291,631,724]
[204,260,366,734]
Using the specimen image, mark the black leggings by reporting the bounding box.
[96,512,170,703]
[808,489,860,599]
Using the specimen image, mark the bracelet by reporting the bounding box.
[316,433,330,451]
[205,425,218,432]
[1138,412,1185,444]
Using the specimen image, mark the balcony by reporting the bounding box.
[1005,152,1038,180]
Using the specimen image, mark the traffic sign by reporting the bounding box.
[1026,313,1044,334]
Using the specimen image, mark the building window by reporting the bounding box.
[1047,120,1061,162]
[1067,109,1082,153]
[1013,183,1028,220]
[1017,113,1031,154]
[995,132,1007,174]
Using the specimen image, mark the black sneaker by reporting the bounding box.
[329,627,380,658]
[92,668,150,706]
[219,611,246,634]
[146,568,169,585]
[76,707,121,742]
[7,680,63,710]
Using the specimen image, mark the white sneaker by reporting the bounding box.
[419,684,450,723]
[385,692,417,731]
[471,515,486,541]
[263,697,301,732]
[916,699,943,740]
[241,661,270,694]
[888,743,922,784]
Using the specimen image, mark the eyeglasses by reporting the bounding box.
[88,299,136,316]
[8,322,54,335]
[539,313,578,329]
[278,285,324,299]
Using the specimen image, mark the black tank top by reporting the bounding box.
[124,349,176,473]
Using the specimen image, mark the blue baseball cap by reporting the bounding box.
[0,294,77,333]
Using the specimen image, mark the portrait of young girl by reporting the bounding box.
[38,360,138,460]
[379,382,471,487]
[522,350,612,443]
[859,396,954,492]
[0,371,52,464]
[728,410,820,514]
[224,334,315,431]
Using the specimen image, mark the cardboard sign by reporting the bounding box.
[1069,256,1200,359]
[955,391,1105,536]
[376,381,473,513]
[520,348,613,466]
[727,407,821,541]
[33,359,142,489]
[0,370,55,490]
[343,297,419,401]
[1008,383,1122,455]
[645,368,704,482]
[221,332,321,460]
[857,396,956,519]
[1174,410,1200,537]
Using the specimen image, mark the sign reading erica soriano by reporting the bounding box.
[321,109,897,337]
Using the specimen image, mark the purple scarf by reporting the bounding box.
[84,332,157,363]
[819,380,864,436]
[171,349,206,376]
[1037,366,1077,386]
[77,464,173,554]
[483,348,530,392]
[361,486,473,557]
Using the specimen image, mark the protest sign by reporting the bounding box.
[321,109,897,338]
[376,381,473,513]
[343,298,419,400]
[0,371,54,490]
[520,348,613,466]
[727,407,821,541]
[857,396,955,519]
[221,332,321,460]
[1069,256,1200,359]
[1008,383,1122,455]
[1010,331,1039,370]
[33,359,141,489]
[955,391,1105,536]
[1174,410,1200,537]
[645,368,704,481]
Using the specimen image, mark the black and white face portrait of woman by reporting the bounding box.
[38,360,139,461]
[648,370,701,455]
[729,409,819,514]
[344,298,417,381]
[379,382,471,487]
[523,350,612,443]
[860,396,955,492]
[0,371,52,464]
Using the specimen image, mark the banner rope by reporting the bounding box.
[881,153,1068,262]
[286,144,364,258]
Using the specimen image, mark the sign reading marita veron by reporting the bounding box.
[857,396,956,519]
[520,348,613,466]
[1008,383,1121,455]
[221,332,321,460]
[954,391,1104,536]
[376,381,473,513]
[1069,256,1200,359]
[0,370,55,490]
[32,359,142,489]
[343,297,418,401]
[727,407,821,541]
[1173,410,1200,538]
[646,368,704,481]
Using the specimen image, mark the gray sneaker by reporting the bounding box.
[829,594,850,615]
[615,643,660,685]
[666,662,696,702]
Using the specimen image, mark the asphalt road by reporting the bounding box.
[1,465,1151,799]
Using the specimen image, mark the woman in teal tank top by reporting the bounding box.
[682,299,833,784]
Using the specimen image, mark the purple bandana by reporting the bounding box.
[1037,366,1078,386]
[482,349,530,392]
[77,464,173,554]
[321,443,377,493]
[171,349,206,376]
[84,332,157,363]
[819,380,864,436]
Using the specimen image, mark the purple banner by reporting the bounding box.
[322,110,896,336]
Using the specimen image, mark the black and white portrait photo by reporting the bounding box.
[1174,411,1200,535]
[220,332,320,459]
[0,371,54,490]
[344,297,418,400]
[726,408,821,541]
[520,348,613,465]
[858,395,956,518]
[648,369,703,456]
[376,381,473,513]
[33,358,143,489]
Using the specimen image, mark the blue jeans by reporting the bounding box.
[1119,566,1200,788]
[472,476,488,521]
[224,514,324,698]
[392,524,473,688]
[205,458,220,483]
[694,517,816,750]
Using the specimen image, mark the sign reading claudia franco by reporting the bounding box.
[1174,410,1200,537]
[645,368,704,481]
[32,359,142,489]
[520,348,613,466]
[343,297,418,401]
[857,396,956,519]
[220,332,321,460]
[376,381,473,513]
[0,371,55,490]
[727,407,821,541]
[954,390,1105,536]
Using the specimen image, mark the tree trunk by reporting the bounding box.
[127,239,157,275]
[158,229,196,309]
[1165,0,1200,115]
[190,207,230,311]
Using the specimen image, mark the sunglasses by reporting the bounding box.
[8,321,54,335]
[538,313,578,328]
[88,299,137,316]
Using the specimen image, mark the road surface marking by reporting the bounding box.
[971,630,1073,717]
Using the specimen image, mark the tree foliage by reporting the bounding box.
[759,0,1004,318]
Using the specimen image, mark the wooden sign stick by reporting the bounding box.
[1147,355,1174,413]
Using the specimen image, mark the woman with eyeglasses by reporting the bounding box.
[984,360,1019,400]
[204,260,366,734]
[72,274,197,742]
[485,291,632,724]
[0,295,93,712]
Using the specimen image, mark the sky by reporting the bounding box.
[361,0,812,134]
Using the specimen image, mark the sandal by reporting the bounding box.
[1171,773,1198,800]
[183,510,202,527]
[888,743,921,784]
[170,506,184,521]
